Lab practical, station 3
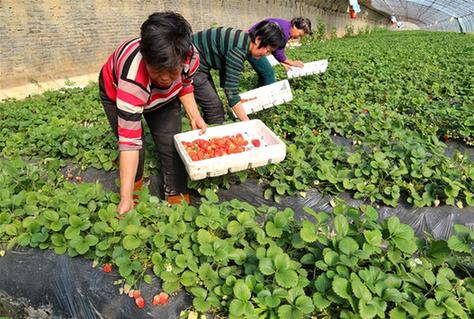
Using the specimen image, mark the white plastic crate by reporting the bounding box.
[265,55,280,66]
[286,59,329,79]
[236,80,293,116]
[174,119,286,180]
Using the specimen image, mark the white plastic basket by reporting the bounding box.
[236,80,293,117]
[265,55,280,66]
[174,119,287,180]
[286,59,329,79]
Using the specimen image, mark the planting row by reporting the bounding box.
[1,158,474,318]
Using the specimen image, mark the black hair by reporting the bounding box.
[248,21,286,50]
[291,17,313,35]
[140,11,193,70]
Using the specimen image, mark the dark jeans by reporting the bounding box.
[100,90,187,197]
[193,69,225,124]
[248,56,276,87]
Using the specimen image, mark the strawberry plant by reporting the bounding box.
[1,157,474,318]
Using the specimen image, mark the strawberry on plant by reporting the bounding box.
[135,296,145,309]
[103,263,112,273]
[133,290,141,299]
[75,176,83,182]
[152,292,169,305]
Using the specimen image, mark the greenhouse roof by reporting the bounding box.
[370,0,474,28]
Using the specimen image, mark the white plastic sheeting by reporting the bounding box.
[370,0,474,32]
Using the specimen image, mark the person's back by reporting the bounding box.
[193,27,250,73]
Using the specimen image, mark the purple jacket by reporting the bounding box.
[249,18,291,63]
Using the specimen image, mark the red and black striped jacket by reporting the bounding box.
[99,38,200,151]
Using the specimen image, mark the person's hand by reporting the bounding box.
[293,60,305,68]
[190,115,207,135]
[282,63,291,72]
[117,197,134,217]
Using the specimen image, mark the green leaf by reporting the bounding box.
[274,254,290,270]
[364,229,382,246]
[425,299,445,316]
[465,292,474,312]
[332,277,350,299]
[233,281,251,301]
[295,295,314,314]
[323,250,339,266]
[265,221,283,238]
[359,299,378,319]
[389,307,407,319]
[229,299,245,316]
[351,274,371,301]
[193,297,211,312]
[259,257,275,275]
[227,220,243,235]
[313,292,331,310]
[314,274,331,292]
[448,236,471,254]
[334,215,349,237]
[300,220,317,243]
[443,297,466,317]
[277,305,299,319]
[190,287,207,299]
[180,270,198,287]
[275,269,298,288]
[339,237,359,255]
[363,206,378,221]
[122,235,141,250]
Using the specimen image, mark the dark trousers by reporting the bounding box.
[100,90,187,197]
[248,56,276,87]
[193,69,225,124]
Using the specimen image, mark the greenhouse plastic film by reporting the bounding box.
[0,248,191,318]
[215,178,474,240]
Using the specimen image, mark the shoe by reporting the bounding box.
[166,193,190,205]
[133,177,144,205]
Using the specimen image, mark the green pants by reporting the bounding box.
[248,55,276,87]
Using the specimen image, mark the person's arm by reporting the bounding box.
[118,150,139,214]
[223,49,248,121]
[273,46,304,69]
[179,92,207,133]
[179,50,207,133]
[115,80,146,215]
[232,102,250,121]
[281,59,305,68]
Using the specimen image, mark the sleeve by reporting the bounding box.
[115,79,148,151]
[273,47,287,63]
[222,48,246,107]
[179,49,200,97]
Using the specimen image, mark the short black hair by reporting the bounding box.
[249,21,286,50]
[291,17,313,35]
[140,11,193,70]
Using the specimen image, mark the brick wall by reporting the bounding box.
[0,0,386,89]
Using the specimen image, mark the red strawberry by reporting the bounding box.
[153,292,169,305]
[135,296,145,309]
[103,263,112,273]
[251,139,261,147]
[76,176,83,182]
[133,290,141,299]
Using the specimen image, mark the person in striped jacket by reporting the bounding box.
[192,21,286,124]
[99,12,206,216]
